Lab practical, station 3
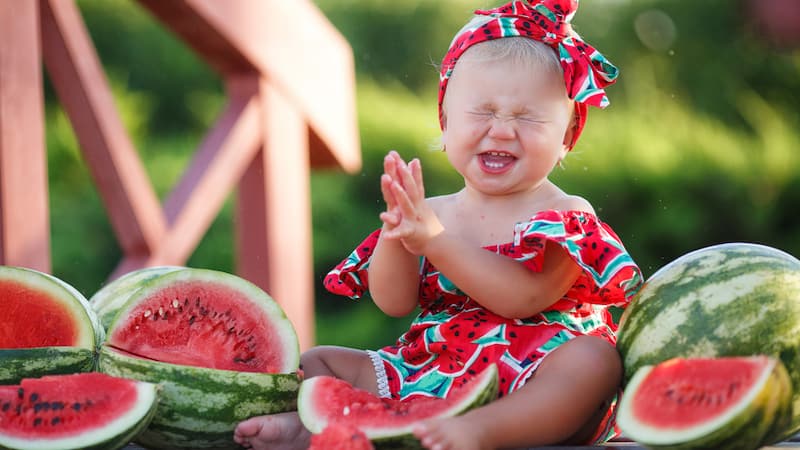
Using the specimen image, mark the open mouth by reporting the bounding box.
[479,151,516,172]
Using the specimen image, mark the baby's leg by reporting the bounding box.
[234,346,378,450]
[413,336,622,450]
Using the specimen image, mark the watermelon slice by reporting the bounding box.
[98,267,301,449]
[0,266,103,384]
[308,424,375,450]
[0,372,159,450]
[617,356,793,449]
[298,364,498,448]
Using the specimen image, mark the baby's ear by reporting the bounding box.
[562,110,579,150]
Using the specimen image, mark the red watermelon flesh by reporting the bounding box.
[107,279,288,373]
[1,281,80,348]
[308,424,375,450]
[631,357,761,429]
[0,373,147,439]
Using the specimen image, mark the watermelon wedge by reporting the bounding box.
[298,364,498,448]
[98,267,301,449]
[0,372,159,450]
[0,266,103,384]
[617,356,793,450]
[308,424,375,450]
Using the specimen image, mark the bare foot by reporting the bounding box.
[413,416,489,450]
[233,412,310,450]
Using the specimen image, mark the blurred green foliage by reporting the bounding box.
[47,0,799,349]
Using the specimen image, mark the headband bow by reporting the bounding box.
[438,0,619,149]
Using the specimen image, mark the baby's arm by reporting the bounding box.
[366,152,423,317]
[383,156,582,318]
[425,234,582,318]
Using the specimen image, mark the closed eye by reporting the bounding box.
[468,111,494,118]
[516,116,545,123]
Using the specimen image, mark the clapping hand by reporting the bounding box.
[379,151,443,255]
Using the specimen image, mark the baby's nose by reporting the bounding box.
[487,114,516,139]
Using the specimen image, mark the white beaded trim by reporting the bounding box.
[367,350,391,398]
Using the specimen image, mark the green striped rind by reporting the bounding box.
[90,266,183,331]
[98,346,300,450]
[617,357,792,450]
[616,243,800,437]
[0,266,103,349]
[299,365,499,449]
[760,358,794,446]
[0,347,95,385]
[0,378,159,450]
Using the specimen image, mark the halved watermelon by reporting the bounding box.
[617,356,793,450]
[298,364,498,448]
[98,267,301,449]
[0,372,159,450]
[0,266,103,384]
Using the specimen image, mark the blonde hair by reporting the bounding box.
[454,37,563,79]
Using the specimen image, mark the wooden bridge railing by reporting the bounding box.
[0,0,361,351]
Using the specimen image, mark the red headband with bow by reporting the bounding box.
[438,0,619,149]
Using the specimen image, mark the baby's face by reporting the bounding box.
[440,55,575,195]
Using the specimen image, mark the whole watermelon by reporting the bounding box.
[617,242,800,439]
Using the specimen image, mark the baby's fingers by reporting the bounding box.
[398,159,424,203]
[379,210,401,227]
[380,174,399,210]
[390,178,418,220]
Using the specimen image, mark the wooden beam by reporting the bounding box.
[40,0,166,259]
[135,0,361,174]
[112,76,263,277]
[0,0,50,271]
[236,79,315,351]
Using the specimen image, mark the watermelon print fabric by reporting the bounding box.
[438,0,619,149]
[325,209,642,395]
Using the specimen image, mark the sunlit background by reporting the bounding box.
[49,0,799,349]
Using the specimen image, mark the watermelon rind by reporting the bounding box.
[0,266,103,350]
[0,376,160,450]
[760,356,794,446]
[106,267,300,373]
[90,266,183,331]
[0,347,95,385]
[616,242,800,438]
[98,345,301,450]
[298,364,498,448]
[616,356,791,450]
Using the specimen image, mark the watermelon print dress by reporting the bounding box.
[323,209,643,440]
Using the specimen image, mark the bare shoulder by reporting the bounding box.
[426,193,457,215]
[553,194,596,215]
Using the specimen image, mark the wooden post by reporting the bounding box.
[236,79,315,351]
[0,0,50,271]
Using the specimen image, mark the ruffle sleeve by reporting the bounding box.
[511,210,643,307]
[323,229,381,299]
